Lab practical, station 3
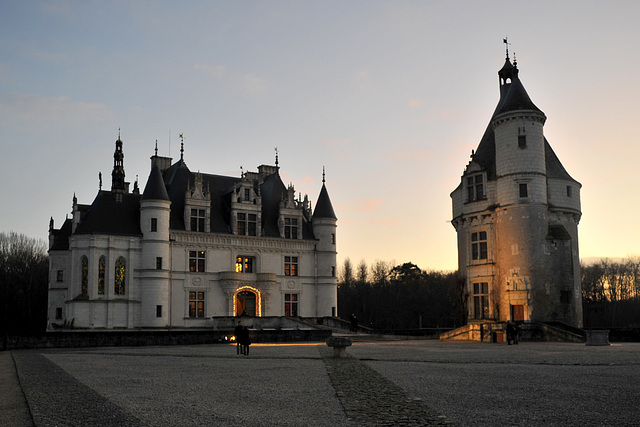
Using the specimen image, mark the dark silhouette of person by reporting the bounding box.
[234,321,243,354]
[349,313,358,333]
[240,326,251,355]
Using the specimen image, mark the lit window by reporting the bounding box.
[114,257,126,295]
[189,251,205,272]
[235,256,254,273]
[285,256,298,276]
[471,231,488,260]
[519,183,528,198]
[81,256,88,295]
[237,213,257,236]
[190,209,206,232]
[188,292,205,318]
[284,293,298,317]
[466,174,484,202]
[285,218,298,239]
[473,282,489,319]
[98,256,105,295]
[151,217,157,232]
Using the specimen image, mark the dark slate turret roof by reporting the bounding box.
[141,165,170,201]
[469,58,578,184]
[313,183,337,220]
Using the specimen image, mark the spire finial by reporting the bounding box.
[179,133,184,161]
[118,127,121,140]
[155,140,158,156]
[275,147,279,169]
[503,37,511,60]
[99,172,102,190]
[513,52,517,67]
[322,166,326,184]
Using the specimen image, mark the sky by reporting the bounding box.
[1,1,639,272]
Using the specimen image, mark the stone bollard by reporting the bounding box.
[326,336,352,357]
[585,329,610,346]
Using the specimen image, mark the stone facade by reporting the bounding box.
[48,138,338,329]
[451,53,582,327]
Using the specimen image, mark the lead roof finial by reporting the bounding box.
[275,147,279,169]
[322,166,326,184]
[179,133,184,161]
[155,140,158,156]
[503,37,511,60]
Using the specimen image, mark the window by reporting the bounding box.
[284,294,298,317]
[81,256,88,295]
[466,174,484,202]
[331,233,336,244]
[156,305,163,318]
[151,217,158,232]
[284,218,298,239]
[237,213,257,236]
[55,307,63,320]
[566,186,572,197]
[190,209,206,232]
[98,256,105,295]
[156,257,163,270]
[188,292,205,317]
[519,183,528,198]
[114,257,126,295]
[471,231,488,260]
[473,282,489,319]
[331,266,336,277]
[285,256,298,276]
[518,135,527,148]
[56,270,64,282]
[236,256,254,273]
[189,251,205,272]
[244,188,250,201]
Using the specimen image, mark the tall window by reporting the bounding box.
[114,257,126,295]
[518,135,527,148]
[189,251,205,272]
[284,256,298,276]
[236,256,254,273]
[156,257,163,270]
[237,213,257,236]
[190,209,206,232]
[285,218,298,239]
[189,291,205,318]
[98,256,105,295]
[81,256,88,295]
[151,217,158,232]
[473,283,489,319]
[566,186,572,197]
[284,293,298,316]
[519,183,529,198]
[466,174,484,202]
[471,231,488,260]
[244,188,250,201]
[56,270,64,282]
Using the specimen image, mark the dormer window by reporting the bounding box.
[284,218,299,239]
[190,209,206,232]
[466,174,484,202]
[237,213,257,236]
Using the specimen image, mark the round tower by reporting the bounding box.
[492,57,550,323]
[139,164,172,327]
[311,169,338,317]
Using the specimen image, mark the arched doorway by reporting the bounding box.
[236,290,257,317]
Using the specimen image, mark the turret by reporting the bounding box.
[139,164,172,327]
[312,168,338,317]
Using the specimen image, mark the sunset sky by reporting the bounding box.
[2,1,639,272]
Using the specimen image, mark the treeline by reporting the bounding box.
[337,258,466,331]
[0,232,49,345]
[582,257,640,328]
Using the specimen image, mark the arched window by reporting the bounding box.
[114,257,126,295]
[81,256,88,295]
[98,256,105,295]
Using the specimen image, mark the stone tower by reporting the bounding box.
[451,50,583,328]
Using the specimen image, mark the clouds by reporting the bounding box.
[0,93,115,131]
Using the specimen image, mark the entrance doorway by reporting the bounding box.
[236,290,256,317]
[511,304,525,322]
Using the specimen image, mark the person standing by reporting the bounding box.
[240,326,251,356]
[234,321,243,354]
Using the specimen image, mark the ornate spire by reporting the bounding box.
[111,132,126,194]
[179,133,184,161]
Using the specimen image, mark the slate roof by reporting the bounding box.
[313,183,337,220]
[73,192,142,236]
[470,59,579,184]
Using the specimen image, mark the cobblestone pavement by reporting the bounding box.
[5,340,640,426]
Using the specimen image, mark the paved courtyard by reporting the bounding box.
[3,340,640,426]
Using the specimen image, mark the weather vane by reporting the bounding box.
[503,37,511,59]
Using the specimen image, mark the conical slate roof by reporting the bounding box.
[141,165,170,201]
[313,183,337,220]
